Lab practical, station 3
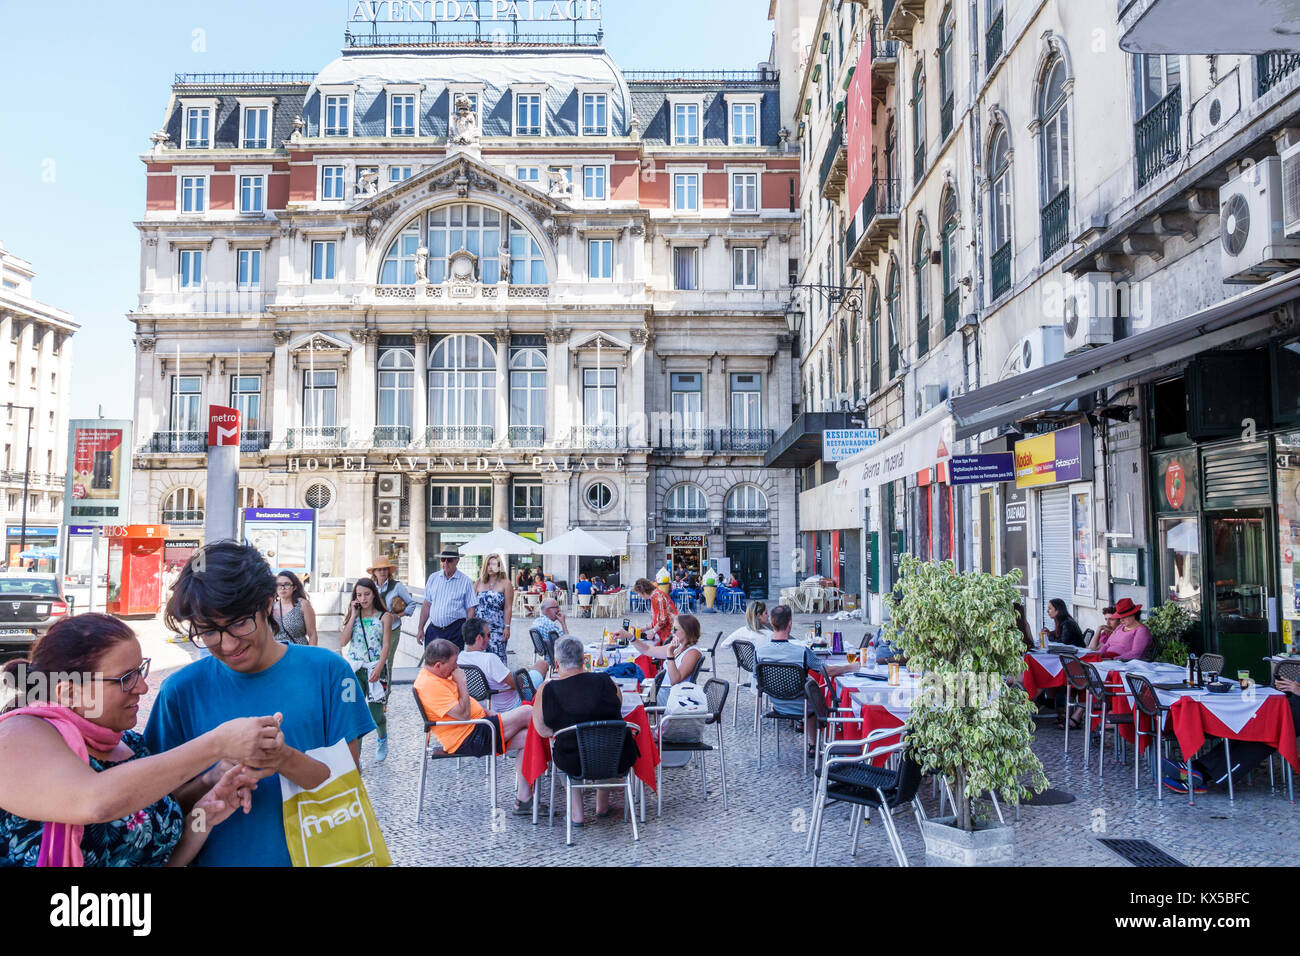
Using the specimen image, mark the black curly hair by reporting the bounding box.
[165,540,278,636]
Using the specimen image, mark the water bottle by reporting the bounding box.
[865,639,878,672]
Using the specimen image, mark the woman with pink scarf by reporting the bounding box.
[0,615,283,867]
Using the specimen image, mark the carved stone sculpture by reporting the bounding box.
[448,94,482,159]
[415,246,430,283]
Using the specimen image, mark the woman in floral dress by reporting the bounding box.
[475,554,514,666]
[339,578,395,762]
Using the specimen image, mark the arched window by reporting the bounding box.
[940,188,960,338]
[886,261,900,378]
[989,126,1012,298]
[726,484,769,521]
[380,203,549,285]
[1039,56,1071,257]
[850,313,861,403]
[914,223,931,357]
[509,348,547,445]
[163,488,204,524]
[939,6,956,139]
[428,334,496,442]
[377,349,414,444]
[912,66,926,183]
[665,484,707,521]
[868,282,881,393]
[238,487,264,510]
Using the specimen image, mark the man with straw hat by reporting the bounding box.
[369,555,414,622]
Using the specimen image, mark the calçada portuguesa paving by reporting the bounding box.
[131,613,1300,867]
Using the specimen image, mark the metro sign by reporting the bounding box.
[208,406,241,448]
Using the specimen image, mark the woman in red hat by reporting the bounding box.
[1097,598,1152,661]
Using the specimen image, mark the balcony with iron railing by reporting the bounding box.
[656,426,714,454]
[138,289,271,315]
[985,9,1004,73]
[513,507,545,524]
[428,505,493,522]
[570,426,627,450]
[819,122,848,201]
[943,289,961,337]
[719,429,775,453]
[1135,85,1182,187]
[286,427,348,449]
[991,242,1012,300]
[1258,53,1300,96]
[847,178,902,268]
[241,431,271,453]
[664,508,708,523]
[162,510,204,525]
[1040,188,1070,260]
[146,431,205,454]
[870,23,899,82]
[373,426,413,448]
[426,425,495,448]
[725,508,770,524]
[508,426,546,448]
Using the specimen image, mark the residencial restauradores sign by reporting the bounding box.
[350,0,602,22]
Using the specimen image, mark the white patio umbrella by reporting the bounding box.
[458,527,543,556]
[538,528,620,599]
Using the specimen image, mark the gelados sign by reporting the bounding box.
[350,0,602,22]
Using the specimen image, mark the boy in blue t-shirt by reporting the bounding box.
[146,541,375,867]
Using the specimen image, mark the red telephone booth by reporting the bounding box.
[106,525,169,617]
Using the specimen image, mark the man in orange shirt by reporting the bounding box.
[414,639,536,813]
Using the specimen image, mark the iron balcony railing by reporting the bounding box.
[1258,53,1300,96]
[570,426,626,450]
[1040,188,1070,260]
[867,178,902,222]
[940,94,954,140]
[991,242,1012,300]
[1135,85,1182,187]
[174,72,315,86]
[148,431,205,453]
[241,431,271,453]
[664,509,708,523]
[426,425,495,447]
[719,429,775,453]
[819,122,845,193]
[985,10,1004,73]
[625,69,778,83]
[287,427,348,449]
[162,510,205,525]
[943,289,961,337]
[373,426,413,448]
[508,426,545,448]
[871,24,899,61]
[513,507,545,524]
[657,426,714,453]
[725,509,769,523]
[429,506,493,522]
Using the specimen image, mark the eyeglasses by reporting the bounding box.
[100,658,151,693]
[440,557,458,563]
[276,582,293,589]
[187,614,260,649]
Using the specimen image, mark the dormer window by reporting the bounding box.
[725,94,762,146]
[582,92,609,136]
[386,83,421,137]
[238,99,272,149]
[320,85,355,138]
[182,101,217,149]
[513,86,546,137]
[673,102,700,145]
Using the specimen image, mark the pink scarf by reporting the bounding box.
[0,703,131,867]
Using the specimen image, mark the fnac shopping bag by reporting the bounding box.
[280,740,392,867]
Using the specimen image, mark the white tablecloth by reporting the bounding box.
[839,672,921,720]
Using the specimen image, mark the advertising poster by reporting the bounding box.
[65,419,133,528]
[1276,433,1300,620]
[1072,488,1094,601]
[1014,424,1088,488]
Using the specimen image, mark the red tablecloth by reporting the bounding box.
[836,686,905,766]
[520,703,660,791]
[1021,652,1105,700]
[1103,670,1299,770]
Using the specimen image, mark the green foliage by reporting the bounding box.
[883,555,1047,831]
[1154,637,1190,667]
[1145,602,1195,666]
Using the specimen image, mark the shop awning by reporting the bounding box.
[765,412,853,468]
[947,269,1300,441]
[835,404,955,495]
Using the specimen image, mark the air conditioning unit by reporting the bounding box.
[1018,326,1065,373]
[1063,273,1116,354]
[376,473,402,497]
[1190,70,1240,147]
[1220,156,1300,282]
[1281,140,1300,238]
[376,499,399,531]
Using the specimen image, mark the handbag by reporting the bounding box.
[280,740,393,867]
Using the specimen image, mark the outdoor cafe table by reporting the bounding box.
[1022,648,1106,701]
[584,639,656,680]
[832,669,921,766]
[520,690,660,802]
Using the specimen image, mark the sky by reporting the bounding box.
[0,0,775,420]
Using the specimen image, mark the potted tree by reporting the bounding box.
[1146,602,1195,666]
[883,555,1047,866]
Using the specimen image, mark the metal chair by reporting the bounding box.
[461,663,494,708]
[653,678,731,814]
[1075,659,1135,779]
[514,668,537,704]
[696,631,725,679]
[629,593,650,614]
[803,677,865,787]
[1199,653,1225,679]
[755,661,811,773]
[1125,673,1179,802]
[411,687,499,822]
[1059,655,1092,757]
[731,639,758,730]
[807,731,927,866]
[529,628,556,670]
[549,720,640,846]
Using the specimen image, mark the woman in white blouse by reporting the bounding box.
[721,601,772,650]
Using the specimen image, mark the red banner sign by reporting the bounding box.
[208,406,241,447]
[846,41,874,217]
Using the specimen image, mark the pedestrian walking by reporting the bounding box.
[339,578,396,762]
[271,570,317,646]
[418,546,477,650]
[475,553,514,666]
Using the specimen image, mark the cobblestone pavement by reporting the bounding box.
[131,611,1300,866]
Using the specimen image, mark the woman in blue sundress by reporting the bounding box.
[475,553,514,666]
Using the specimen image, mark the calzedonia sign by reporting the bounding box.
[350,0,602,22]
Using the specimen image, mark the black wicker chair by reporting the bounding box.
[807,733,927,866]
[461,664,494,708]
[1199,653,1225,679]
[529,628,556,670]
[1074,658,1134,779]
[411,687,499,823]
[803,677,865,786]
[514,668,537,704]
[696,631,726,679]
[1125,673,1179,801]
[1059,655,1092,758]
[549,720,640,846]
[755,661,811,773]
[654,678,731,814]
[731,639,757,730]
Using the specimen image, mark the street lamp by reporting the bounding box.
[7,403,34,557]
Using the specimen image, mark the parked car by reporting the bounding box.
[0,574,69,661]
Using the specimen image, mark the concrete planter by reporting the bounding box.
[920,816,1015,867]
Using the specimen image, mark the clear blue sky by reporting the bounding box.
[0,0,774,420]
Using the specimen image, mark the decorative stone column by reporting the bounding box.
[542,472,571,578]
[349,329,378,447]
[491,470,510,530]
[627,470,649,582]
[271,330,291,447]
[135,335,158,450]
[629,325,652,449]
[407,473,427,585]
[412,331,429,445]
[494,328,510,447]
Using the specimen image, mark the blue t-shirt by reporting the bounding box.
[575,580,593,596]
[756,639,821,717]
[144,644,375,867]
